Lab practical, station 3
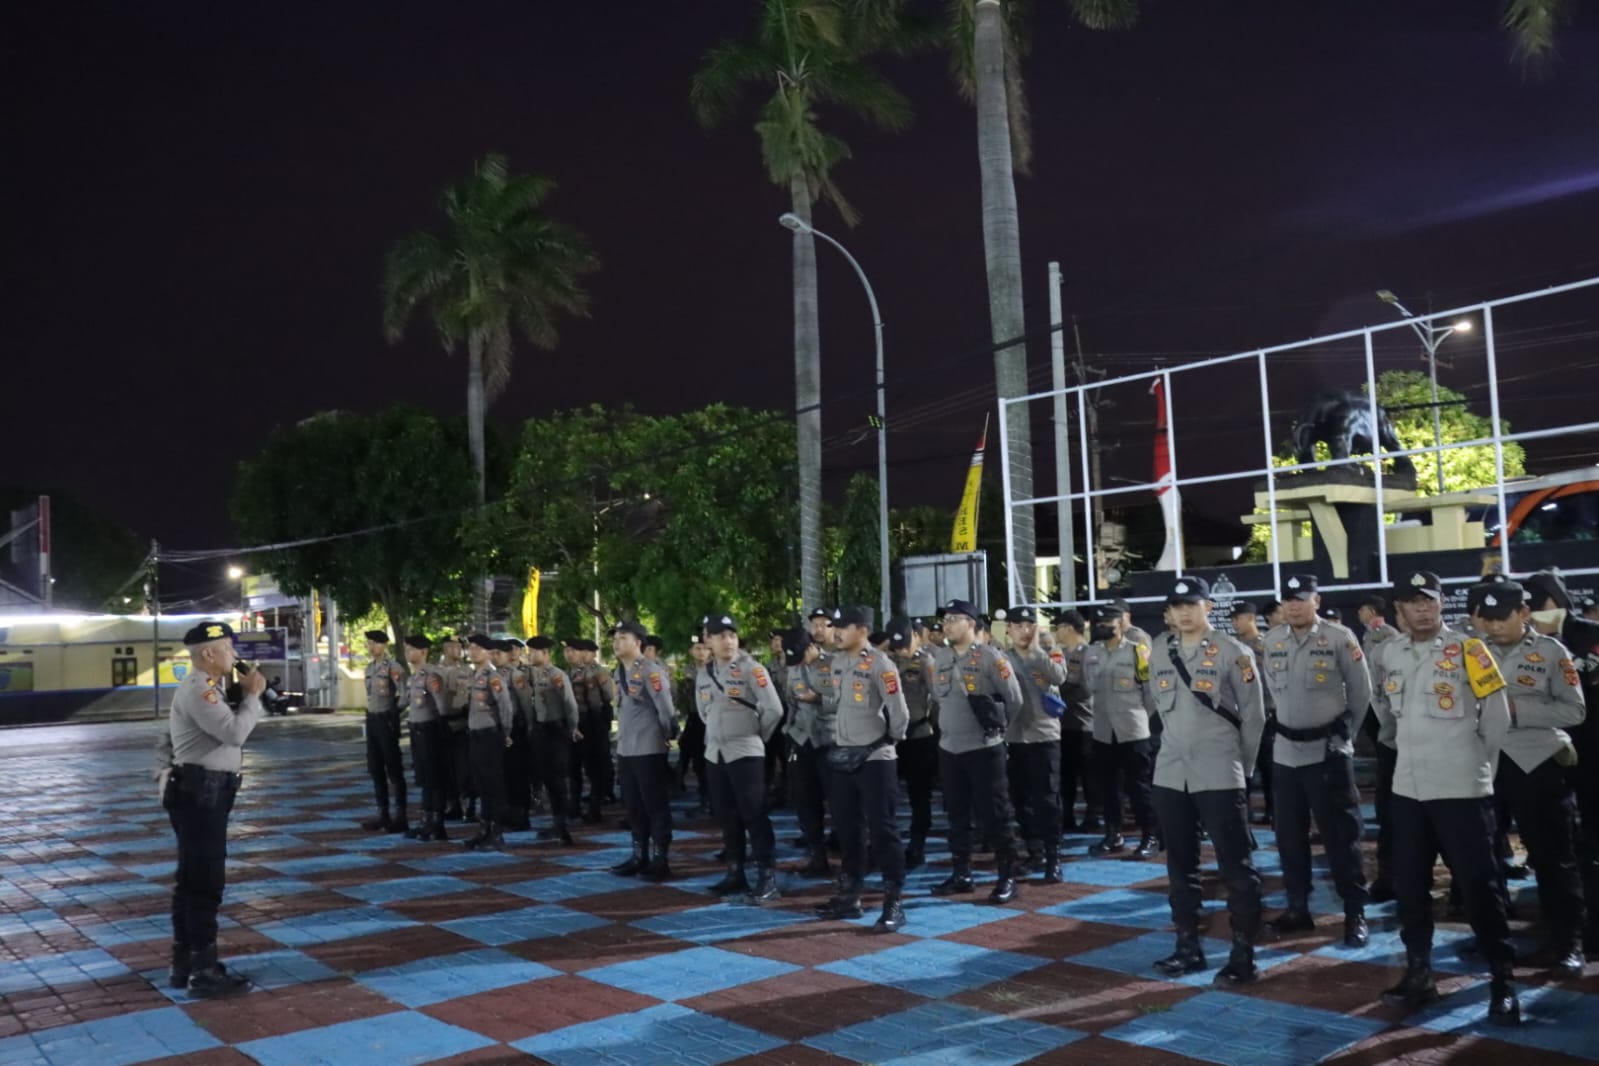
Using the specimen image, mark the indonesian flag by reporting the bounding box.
[1152,378,1182,572]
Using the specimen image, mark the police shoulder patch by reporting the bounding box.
[428,675,443,693]
[753,666,769,688]
[881,670,899,695]
[203,689,220,705]
[995,655,1012,680]
[1347,640,1363,662]
[1237,655,1256,685]
[1462,638,1507,699]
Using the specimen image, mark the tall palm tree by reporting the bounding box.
[1503,0,1571,69]
[692,0,916,612]
[383,153,598,505]
[951,0,1136,601]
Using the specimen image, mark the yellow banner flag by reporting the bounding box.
[950,417,988,553]
[521,567,541,636]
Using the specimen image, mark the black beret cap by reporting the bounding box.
[183,621,235,646]
[467,633,495,649]
[404,634,431,650]
[365,630,390,643]
[526,636,556,650]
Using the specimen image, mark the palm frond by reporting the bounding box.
[1068,0,1138,31]
[691,41,776,127]
[1503,0,1569,71]
[811,57,914,132]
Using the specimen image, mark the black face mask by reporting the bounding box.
[1091,624,1117,642]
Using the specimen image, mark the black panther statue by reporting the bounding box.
[1291,391,1415,476]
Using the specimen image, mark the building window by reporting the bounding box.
[112,657,139,687]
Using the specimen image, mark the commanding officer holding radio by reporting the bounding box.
[1260,575,1373,947]
[1143,577,1267,987]
[1371,570,1519,1025]
[929,599,1026,905]
[1471,575,1587,978]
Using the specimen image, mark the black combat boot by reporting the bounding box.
[464,797,477,821]
[1081,813,1104,834]
[1488,960,1521,1026]
[1380,950,1438,1008]
[361,804,390,832]
[1132,834,1159,860]
[187,944,249,999]
[1041,845,1063,885]
[387,802,409,835]
[461,819,489,850]
[168,941,190,990]
[932,859,976,896]
[709,864,750,896]
[642,842,671,882]
[424,812,449,843]
[479,821,505,851]
[1344,906,1369,948]
[1268,898,1316,935]
[748,865,780,904]
[1089,832,1125,856]
[989,858,1019,905]
[611,840,648,876]
[404,813,428,840]
[904,835,926,872]
[816,876,864,919]
[1154,930,1207,976]
[1213,932,1259,987]
[873,883,906,934]
[1552,936,1586,979]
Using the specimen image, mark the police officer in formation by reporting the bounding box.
[1076,604,1157,858]
[609,619,677,881]
[158,621,263,998]
[930,598,1026,904]
[1003,606,1068,881]
[1052,610,1099,834]
[891,619,938,869]
[401,634,450,842]
[785,614,838,874]
[438,635,475,821]
[1260,575,1373,948]
[523,636,582,844]
[565,638,616,823]
[1471,574,1587,976]
[1371,570,1519,1024]
[1143,576,1266,986]
[362,630,409,834]
[764,628,792,806]
[814,605,911,933]
[1356,594,1404,902]
[1524,569,1599,954]
[696,613,785,901]
[1231,601,1276,827]
[463,633,514,851]
[501,637,536,830]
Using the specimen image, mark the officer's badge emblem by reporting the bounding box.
[882,671,899,695]
[1526,652,1544,664]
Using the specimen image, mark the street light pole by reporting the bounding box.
[779,213,890,621]
[1376,290,1471,495]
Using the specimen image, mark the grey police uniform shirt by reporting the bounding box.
[1361,622,1403,747]
[1058,645,1096,732]
[1371,625,1513,801]
[614,656,676,756]
[1261,619,1373,767]
[832,646,910,761]
[406,664,448,724]
[1242,634,1275,714]
[896,647,938,741]
[365,656,403,714]
[572,662,617,713]
[1488,626,1586,772]
[696,651,784,764]
[1005,643,1068,744]
[529,664,581,729]
[931,642,1025,754]
[169,669,263,772]
[1081,638,1152,743]
[1143,627,1266,793]
[467,662,513,731]
[785,658,839,748]
[441,659,472,714]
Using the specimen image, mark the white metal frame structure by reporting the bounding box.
[998,275,1599,610]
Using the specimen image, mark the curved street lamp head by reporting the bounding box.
[778,212,811,234]
[1452,319,1473,333]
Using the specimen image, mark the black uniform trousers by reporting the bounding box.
[1374,741,1398,876]
[469,726,508,823]
[503,711,533,820]
[678,713,708,802]
[765,724,788,805]
[789,740,830,848]
[571,709,612,816]
[1391,793,1513,965]
[1096,736,1156,836]
[1153,785,1262,937]
[365,710,407,811]
[1059,729,1100,828]
[1273,754,1368,908]
[708,754,775,866]
[409,719,447,817]
[831,757,906,886]
[1007,740,1062,854]
[1499,754,1586,942]
[1248,716,1276,819]
[535,721,573,830]
[165,766,239,951]
[444,717,473,808]
[897,733,938,848]
[1570,717,1599,938]
[940,745,1017,867]
[619,753,673,848]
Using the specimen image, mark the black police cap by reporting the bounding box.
[182,621,235,646]
[834,605,873,629]
[1167,577,1211,605]
[611,620,647,640]
[1282,574,1318,601]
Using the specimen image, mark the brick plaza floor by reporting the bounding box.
[0,717,1595,1065]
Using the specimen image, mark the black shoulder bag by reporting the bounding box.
[1166,634,1242,729]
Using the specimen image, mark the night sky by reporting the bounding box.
[7,0,1599,558]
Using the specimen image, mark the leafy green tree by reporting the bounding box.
[835,473,881,609]
[0,489,146,610]
[1243,371,1526,561]
[947,0,1138,601]
[383,153,598,506]
[230,408,478,641]
[691,0,918,612]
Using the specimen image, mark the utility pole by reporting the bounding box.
[1048,264,1074,603]
[147,540,160,721]
[1071,318,1106,545]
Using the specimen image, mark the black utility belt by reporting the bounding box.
[174,764,242,787]
[470,724,504,737]
[366,708,400,717]
[1275,713,1351,744]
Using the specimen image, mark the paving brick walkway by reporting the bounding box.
[1,718,1594,1065]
